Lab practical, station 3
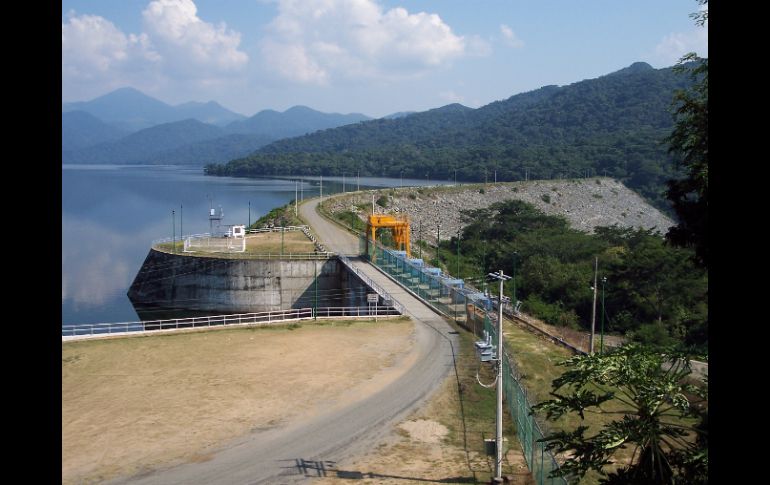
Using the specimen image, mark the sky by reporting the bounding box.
[62,0,708,119]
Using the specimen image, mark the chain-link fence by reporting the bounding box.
[362,236,568,484]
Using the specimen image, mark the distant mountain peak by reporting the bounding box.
[607,62,655,77]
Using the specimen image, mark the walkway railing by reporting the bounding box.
[336,253,405,314]
[62,305,399,340]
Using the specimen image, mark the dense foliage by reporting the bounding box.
[207,63,694,213]
[665,55,708,265]
[531,344,708,483]
[437,199,707,351]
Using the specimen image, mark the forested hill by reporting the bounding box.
[207,62,695,212]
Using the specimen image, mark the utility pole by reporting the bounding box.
[180,204,183,243]
[488,269,511,481]
[320,174,323,202]
[248,201,251,228]
[357,170,360,192]
[590,256,598,354]
[172,209,175,253]
[343,173,346,193]
[295,181,298,217]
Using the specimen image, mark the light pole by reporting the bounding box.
[171,209,175,253]
[180,204,183,243]
[248,201,251,228]
[436,223,441,267]
[488,269,511,481]
[400,170,403,189]
[600,276,607,353]
[454,168,457,186]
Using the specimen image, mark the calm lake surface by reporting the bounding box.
[62,165,449,325]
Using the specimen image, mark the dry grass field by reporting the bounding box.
[62,318,414,484]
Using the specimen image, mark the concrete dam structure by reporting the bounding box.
[127,248,374,319]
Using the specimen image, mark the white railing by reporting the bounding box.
[246,225,309,234]
[62,306,400,340]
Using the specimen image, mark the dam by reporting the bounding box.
[127,226,384,320]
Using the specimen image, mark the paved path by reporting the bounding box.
[111,198,458,485]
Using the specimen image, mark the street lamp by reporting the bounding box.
[487,269,511,481]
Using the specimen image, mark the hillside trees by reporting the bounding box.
[531,344,708,483]
[440,201,707,348]
[665,2,708,267]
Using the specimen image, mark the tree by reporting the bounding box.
[531,344,708,483]
[665,1,708,267]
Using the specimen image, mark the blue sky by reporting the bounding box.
[62,0,708,118]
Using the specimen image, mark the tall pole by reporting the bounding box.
[436,223,440,267]
[314,261,318,320]
[172,209,175,253]
[454,169,457,186]
[601,276,607,353]
[488,269,510,481]
[320,174,323,202]
[343,173,346,192]
[400,171,403,189]
[281,227,285,255]
[180,204,183,243]
[357,170,360,192]
[301,181,304,202]
[590,256,598,354]
[248,201,251,228]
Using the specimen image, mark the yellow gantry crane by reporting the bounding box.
[366,213,411,260]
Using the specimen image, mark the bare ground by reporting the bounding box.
[62,319,416,484]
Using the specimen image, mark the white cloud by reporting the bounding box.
[260,0,470,84]
[500,24,524,48]
[62,1,248,101]
[653,27,708,65]
[142,0,248,75]
[62,12,159,82]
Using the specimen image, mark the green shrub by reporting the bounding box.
[541,194,551,204]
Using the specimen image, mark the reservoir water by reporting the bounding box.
[62,165,450,326]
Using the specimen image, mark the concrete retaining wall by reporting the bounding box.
[128,249,370,317]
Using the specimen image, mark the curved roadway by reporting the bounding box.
[113,197,458,485]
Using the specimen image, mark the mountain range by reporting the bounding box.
[207,61,696,211]
[62,88,373,166]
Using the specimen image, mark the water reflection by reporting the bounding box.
[62,165,450,325]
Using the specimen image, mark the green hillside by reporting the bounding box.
[207,62,696,212]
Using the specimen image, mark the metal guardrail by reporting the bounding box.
[336,253,405,314]
[62,306,399,339]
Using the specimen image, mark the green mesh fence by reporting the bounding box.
[364,237,568,484]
